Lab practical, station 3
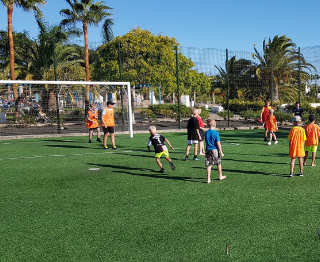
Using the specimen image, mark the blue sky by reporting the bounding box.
[0,0,319,51]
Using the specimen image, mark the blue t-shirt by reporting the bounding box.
[205,129,220,150]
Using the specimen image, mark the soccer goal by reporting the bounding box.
[0,80,134,138]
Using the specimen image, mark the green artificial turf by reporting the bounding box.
[0,130,319,262]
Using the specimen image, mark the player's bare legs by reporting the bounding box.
[104,133,109,148]
[110,133,116,148]
[298,157,304,175]
[185,145,191,159]
[217,164,226,180]
[199,141,205,155]
[207,166,212,184]
[165,157,176,171]
[303,152,309,166]
[194,144,198,157]
[96,128,101,142]
[89,129,93,143]
[156,158,163,169]
[311,152,316,166]
[290,158,295,176]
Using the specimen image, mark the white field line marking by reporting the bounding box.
[0,149,133,161]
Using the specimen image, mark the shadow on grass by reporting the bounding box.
[192,166,290,177]
[88,163,203,183]
[45,144,100,149]
[43,139,78,143]
[223,158,287,165]
[115,152,180,161]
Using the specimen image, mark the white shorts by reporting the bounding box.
[187,140,199,145]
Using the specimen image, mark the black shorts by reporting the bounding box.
[187,132,199,141]
[89,127,99,131]
[103,127,115,134]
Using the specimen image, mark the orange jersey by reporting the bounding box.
[305,123,320,146]
[265,115,277,132]
[101,107,115,127]
[288,126,306,158]
[86,109,99,129]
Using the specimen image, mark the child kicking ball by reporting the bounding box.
[289,116,306,177]
[147,126,176,173]
[304,114,320,167]
[205,119,226,183]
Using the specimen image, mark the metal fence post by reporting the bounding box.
[226,49,230,128]
[298,47,302,104]
[175,46,181,129]
[117,42,125,127]
[53,47,61,133]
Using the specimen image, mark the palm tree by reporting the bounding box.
[0,0,46,100]
[60,0,112,109]
[102,18,114,43]
[253,35,315,102]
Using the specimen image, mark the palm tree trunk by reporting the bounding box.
[83,22,90,111]
[7,5,18,100]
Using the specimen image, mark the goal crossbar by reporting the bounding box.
[0,80,134,138]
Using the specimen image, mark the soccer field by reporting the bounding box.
[1,129,319,262]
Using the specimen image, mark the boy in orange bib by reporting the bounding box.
[265,109,278,146]
[101,101,117,150]
[303,115,320,167]
[288,116,306,177]
[86,104,101,143]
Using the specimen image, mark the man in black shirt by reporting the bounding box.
[185,112,201,161]
[147,126,176,173]
[292,102,303,117]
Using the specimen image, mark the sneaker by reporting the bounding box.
[112,146,117,150]
[184,156,189,161]
[89,139,92,143]
[289,173,294,177]
[96,138,102,143]
[267,142,272,146]
[298,173,304,177]
[160,168,165,173]
[169,162,176,171]
[274,141,278,145]
[193,157,200,161]
[104,145,109,149]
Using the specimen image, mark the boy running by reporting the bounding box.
[304,115,320,167]
[86,104,101,143]
[288,116,306,177]
[101,101,117,150]
[260,100,272,141]
[265,109,278,146]
[147,126,176,173]
[185,111,201,161]
[205,119,226,183]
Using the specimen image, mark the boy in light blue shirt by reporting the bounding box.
[205,119,226,183]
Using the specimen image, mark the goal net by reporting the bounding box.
[0,80,133,138]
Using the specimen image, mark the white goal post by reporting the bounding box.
[0,80,134,138]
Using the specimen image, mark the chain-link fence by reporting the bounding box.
[1,39,320,136]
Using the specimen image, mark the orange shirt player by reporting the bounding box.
[86,104,101,143]
[304,114,320,167]
[288,116,306,177]
[265,109,278,146]
[101,101,117,150]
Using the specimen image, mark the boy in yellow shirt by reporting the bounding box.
[304,115,320,167]
[288,116,306,177]
[101,101,117,150]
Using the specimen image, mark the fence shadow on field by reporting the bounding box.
[192,166,290,178]
[88,163,203,183]
[115,152,180,161]
[45,144,100,149]
[43,139,78,143]
[223,158,286,165]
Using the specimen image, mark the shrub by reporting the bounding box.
[141,108,156,120]
[275,112,293,123]
[240,110,260,120]
[222,99,264,113]
[217,111,234,120]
